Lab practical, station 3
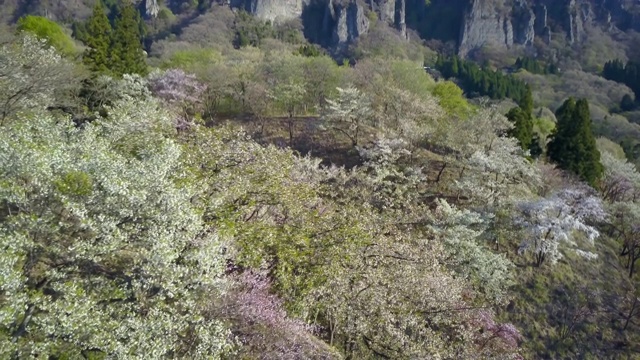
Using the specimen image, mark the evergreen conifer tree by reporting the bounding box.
[506,106,533,150]
[110,2,147,76]
[547,98,603,186]
[519,85,533,115]
[529,134,543,159]
[82,1,112,73]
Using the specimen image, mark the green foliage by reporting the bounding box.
[432,81,472,118]
[620,93,635,112]
[436,55,530,105]
[110,2,147,76]
[54,171,93,197]
[82,1,112,74]
[603,59,640,107]
[547,98,603,186]
[233,11,274,48]
[297,44,321,57]
[514,56,557,75]
[506,105,534,150]
[161,48,222,71]
[17,15,76,56]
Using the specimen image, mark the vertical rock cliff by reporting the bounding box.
[458,0,535,57]
[224,0,639,57]
[324,0,370,50]
[230,0,407,51]
[230,0,309,22]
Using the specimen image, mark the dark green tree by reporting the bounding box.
[547,98,603,186]
[110,2,147,76]
[621,94,636,112]
[528,134,543,159]
[506,106,533,150]
[519,85,533,115]
[82,1,112,73]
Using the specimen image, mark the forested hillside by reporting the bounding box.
[1,1,640,359]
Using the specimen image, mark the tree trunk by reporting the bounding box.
[288,115,294,147]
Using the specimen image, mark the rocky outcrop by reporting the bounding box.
[226,0,639,56]
[230,0,309,23]
[366,0,407,39]
[458,0,535,57]
[534,4,551,43]
[229,0,408,50]
[323,0,370,50]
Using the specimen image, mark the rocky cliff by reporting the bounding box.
[224,0,639,57]
[457,0,640,57]
[458,0,535,57]
[231,0,407,49]
[229,0,309,22]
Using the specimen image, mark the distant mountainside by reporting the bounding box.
[223,0,640,57]
[3,0,640,59]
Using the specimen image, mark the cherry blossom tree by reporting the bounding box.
[600,150,640,202]
[323,86,372,147]
[148,68,207,130]
[0,34,77,123]
[0,84,231,358]
[515,187,607,266]
[212,271,340,359]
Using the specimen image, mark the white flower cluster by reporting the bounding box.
[0,88,231,357]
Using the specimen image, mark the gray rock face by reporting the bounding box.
[512,0,535,46]
[459,0,535,57]
[230,0,309,23]
[324,0,370,50]
[534,4,551,44]
[230,0,407,50]
[366,0,407,38]
[226,0,638,57]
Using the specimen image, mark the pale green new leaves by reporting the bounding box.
[0,92,231,357]
[268,81,307,117]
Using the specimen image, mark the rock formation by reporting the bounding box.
[224,0,639,57]
[229,0,309,23]
[324,0,370,50]
[230,0,407,50]
[458,0,535,57]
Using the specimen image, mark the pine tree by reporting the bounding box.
[518,85,533,115]
[82,1,112,73]
[506,106,533,150]
[547,98,603,186]
[110,2,147,76]
[529,134,543,159]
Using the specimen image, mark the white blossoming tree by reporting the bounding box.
[515,187,607,266]
[324,86,372,147]
[0,91,232,357]
[600,150,640,202]
[0,35,77,123]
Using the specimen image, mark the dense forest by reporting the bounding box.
[1,1,640,359]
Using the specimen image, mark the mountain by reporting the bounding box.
[4,0,640,58]
[226,0,640,58]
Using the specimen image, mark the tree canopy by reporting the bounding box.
[547,98,603,186]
